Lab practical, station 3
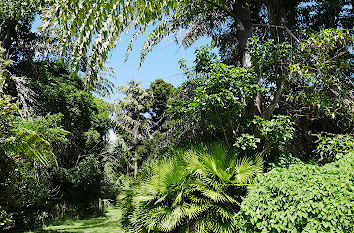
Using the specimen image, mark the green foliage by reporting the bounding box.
[252,115,295,149]
[14,114,69,144]
[70,156,104,205]
[0,206,13,230]
[2,161,58,227]
[234,134,261,151]
[170,60,259,143]
[0,48,60,169]
[1,114,67,168]
[121,143,263,232]
[285,29,354,127]
[1,58,111,230]
[313,133,354,163]
[170,46,297,156]
[193,45,218,73]
[236,152,354,233]
[265,152,304,172]
[9,128,58,167]
[149,79,174,129]
[0,0,38,45]
[19,61,111,166]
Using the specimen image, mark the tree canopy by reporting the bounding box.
[40,0,353,88]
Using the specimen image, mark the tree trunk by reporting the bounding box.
[233,1,253,69]
[134,160,138,179]
[134,148,138,179]
[267,0,286,43]
[126,165,130,176]
[132,121,139,178]
[233,1,261,117]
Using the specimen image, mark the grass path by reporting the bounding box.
[29,208,124,233]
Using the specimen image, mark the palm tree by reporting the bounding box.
[121,142,263,232]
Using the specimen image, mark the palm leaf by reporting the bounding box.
[11,128,57,166]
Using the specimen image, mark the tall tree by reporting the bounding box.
[111,80,152,178]
[148,78,174,131]
[0,0,38,60]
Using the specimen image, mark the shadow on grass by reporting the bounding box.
[30,208,124,233]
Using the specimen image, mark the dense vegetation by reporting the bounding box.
[0,0,353,232]
[237,152,354,232]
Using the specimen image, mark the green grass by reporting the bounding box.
[28,208,124,233]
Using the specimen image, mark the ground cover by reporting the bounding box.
[28,208,123,233]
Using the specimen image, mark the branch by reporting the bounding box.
[201,0,238,20]
[253,24,300,43]
[262,78,286,120]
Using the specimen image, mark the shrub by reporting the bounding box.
[2,162,57,228]
[236,151,354,232]
[120,143,263,233]
[63,156,104,211]
[265,151,304,172]
[0,206,13,230]
[252,115,295,150]
[313,133,354,163]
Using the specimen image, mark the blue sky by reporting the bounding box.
[32,17,212,102]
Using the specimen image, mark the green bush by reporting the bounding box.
[313,133,354,163]
[120,143,263,233]
[0,206,13,230]
[2,162,57,228]
[236,152,354,233]
[53,156,104,212]
[265,151,304,172]
[70,155,103,205]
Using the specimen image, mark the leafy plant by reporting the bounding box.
[0,206,13,230]
[313,133,354,163]
[234,134,261,151]
[252,115,295,150]
[69,156,104,208]
[0,46,60,168]
[170,58,260,144]
[265,152,304,172]
[236,151,354,232]
[121,143,263,233]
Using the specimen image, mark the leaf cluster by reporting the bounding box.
[313,133,354,163]
[120,142,263,233]
[236,151,354,232]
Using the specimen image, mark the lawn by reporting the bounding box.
[28,208,124,233]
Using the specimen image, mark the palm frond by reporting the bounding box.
[121,142,263,232]
[11,128,57,166]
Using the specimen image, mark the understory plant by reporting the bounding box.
[0,206,13,230]
[313,133,354,163]
[120,143,263,233]
[236,151,354,232]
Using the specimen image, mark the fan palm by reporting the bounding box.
[121,142,263,233]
